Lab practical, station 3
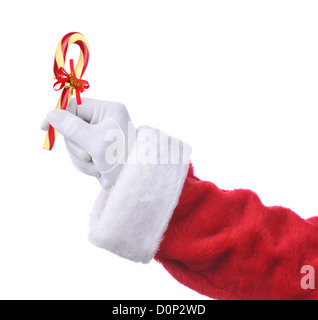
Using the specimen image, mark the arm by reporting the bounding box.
[155,164,318,300]
[43,98,318,300]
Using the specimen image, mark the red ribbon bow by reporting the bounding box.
[53,59,89,105]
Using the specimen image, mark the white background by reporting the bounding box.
[1,0,318,300]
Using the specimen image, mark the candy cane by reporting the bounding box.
[43,32,90,150]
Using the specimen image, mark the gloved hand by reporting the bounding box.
[41,98,134,189]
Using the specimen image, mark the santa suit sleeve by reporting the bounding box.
[88,127,318,300]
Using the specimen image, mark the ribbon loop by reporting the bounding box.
[53,59,89,105]
[43,32,90,151]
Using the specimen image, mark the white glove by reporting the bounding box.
[41,98,134,189]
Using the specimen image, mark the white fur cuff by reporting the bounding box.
[88,126,192,263]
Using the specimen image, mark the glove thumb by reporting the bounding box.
[46,110,94,153]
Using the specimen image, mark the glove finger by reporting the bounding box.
[65,138,92,162]
[41,98,78,131]
[67,97,101,124]
[68,97,128,124]
[67,148,101,177]
[46,109,95,154]
[40,118,50,131]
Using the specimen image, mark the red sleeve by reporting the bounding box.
[155,164,318,300]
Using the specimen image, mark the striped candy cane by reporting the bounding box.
[43,32,90,151]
